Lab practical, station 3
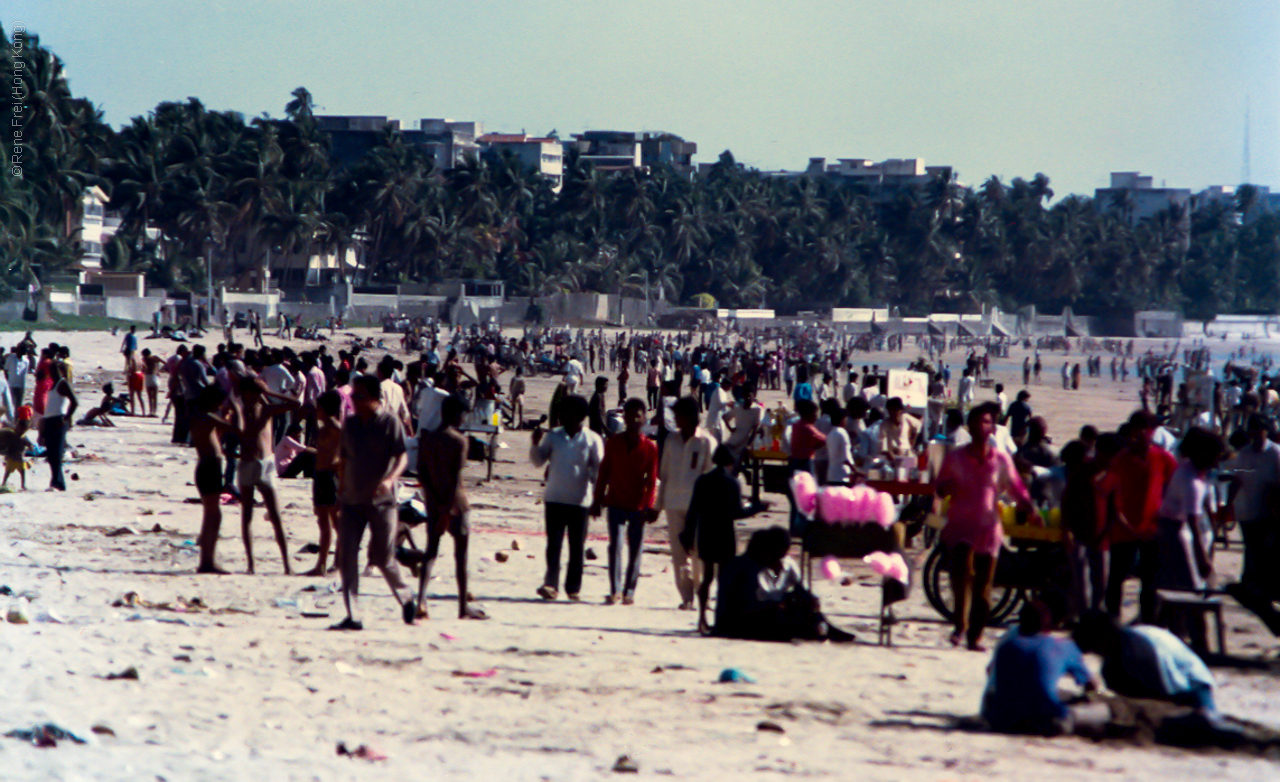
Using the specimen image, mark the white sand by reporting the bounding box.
[0,328,1277,780]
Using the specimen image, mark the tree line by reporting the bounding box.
[3,26,1278,320]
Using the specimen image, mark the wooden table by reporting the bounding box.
[864,479,935,497]
[745,448,790,503]
[458,422,500,481]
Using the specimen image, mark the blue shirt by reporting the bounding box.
[981,631,1091,730]
[793,382,814,405]
[1104,625,1216,711]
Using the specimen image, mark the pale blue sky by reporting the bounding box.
[10,0,1279,197]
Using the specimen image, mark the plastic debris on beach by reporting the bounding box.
[103,666,140,681]
[5,723,87,748]
[451,668,498,678]
[612,754,640,773]
[113,591,253,616]
[718,668,756,684]
[336,742,387,761]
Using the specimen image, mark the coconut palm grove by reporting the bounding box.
[4,27,1278,320]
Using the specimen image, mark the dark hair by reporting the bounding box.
[623,397,647,414]
[1179,426,1225,472]
[1128,410,1159,431]
[441,394,468,425]
[1072,609,1120,653]
[672,396,700,420]
[712,444,735,467]
[886,397,904,413]
[745,526,791,565]
[196,384,227,413]
[558,394,589,423]
[795,398,817,418]
[352,374,382,401]
[316,389,342,418]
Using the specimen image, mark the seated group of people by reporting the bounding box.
[982,594,1231,744]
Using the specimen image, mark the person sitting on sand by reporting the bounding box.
[713,526,854,642]
[415,395,487,621]
[681,444,769,634]
[1073,610,1217,713]
[79,383,119,427]
[981,598,1099,736]
[229,376,299,575]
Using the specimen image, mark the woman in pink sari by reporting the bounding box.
[32,348,53,416]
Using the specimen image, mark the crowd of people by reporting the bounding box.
[3,319,1279,745]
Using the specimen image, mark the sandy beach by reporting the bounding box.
[2,327,1279,781]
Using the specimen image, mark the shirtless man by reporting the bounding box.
[191,385,235,573]
[416,395,487,620]
[230,376,299,574]
[303,390,343,576]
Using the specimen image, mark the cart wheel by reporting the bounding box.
[922,545,1024,626]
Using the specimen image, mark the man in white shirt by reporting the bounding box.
[826,406,854,484]
[723,385,765,468]
[5,346,30,408]
[530,394,604,601]
[840,371,859,407]
[704,376,734,443]
[657,396,717,610]
[414,375,450,435]
[377,361,411,432]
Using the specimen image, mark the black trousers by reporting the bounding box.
[544,502,589,595]
[1106,540,1160,622]
[171,396,189,444]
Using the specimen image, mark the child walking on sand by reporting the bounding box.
[0,408,34,490]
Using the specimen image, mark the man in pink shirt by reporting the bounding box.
[936,402,1034,651]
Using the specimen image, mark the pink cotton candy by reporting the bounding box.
[875,492,896,529]
[848,485,872,521]
[816,486,849,522]
[863,551,909,583]
[820,555,842,581]
[790,472,818,518]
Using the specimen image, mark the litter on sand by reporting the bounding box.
[4,723,87,747]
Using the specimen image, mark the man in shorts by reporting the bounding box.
[230,376,298,574]
[191,385,235,573]
[415,395,487,620]
[303,390,342,576]
[331,374,416,630]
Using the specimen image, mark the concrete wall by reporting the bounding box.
[222,289,282,321]
[106,296,166,322]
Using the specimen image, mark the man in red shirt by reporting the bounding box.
[788,399,827,536]
[1103,411,1177,623]
[592,397,659,605]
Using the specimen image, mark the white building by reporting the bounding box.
[1094,172,1191,224]
[478,133,564,191]
[70,186,162,271]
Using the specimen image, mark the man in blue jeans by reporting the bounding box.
[592,398,658,605]
[530,394,603,601]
